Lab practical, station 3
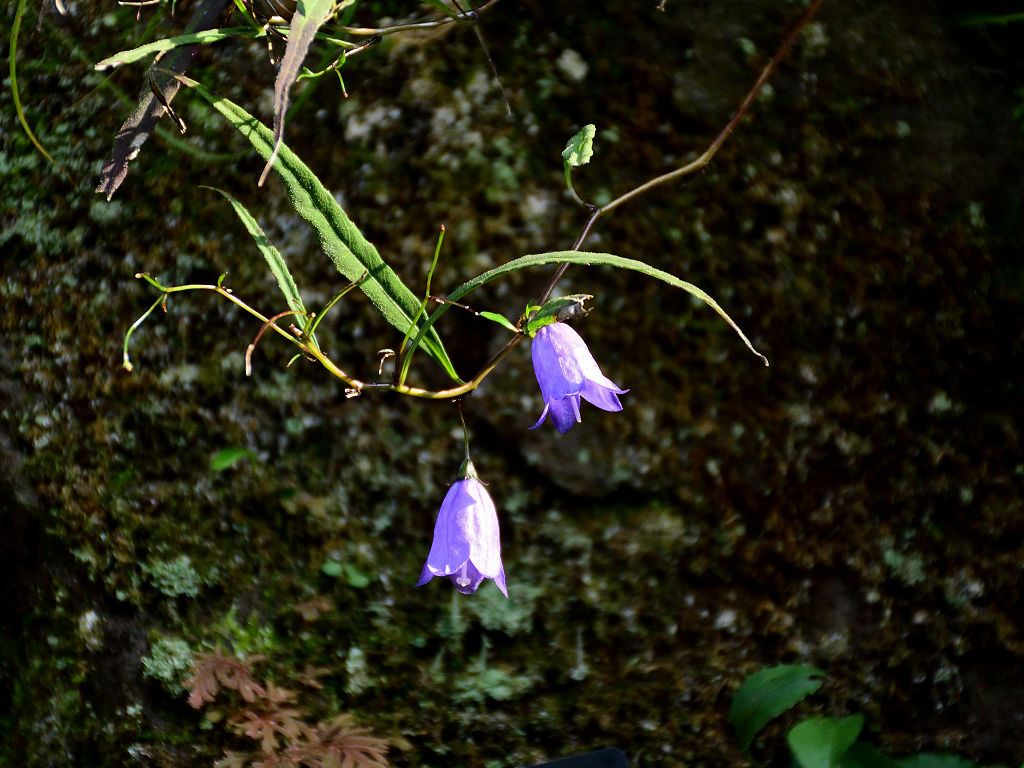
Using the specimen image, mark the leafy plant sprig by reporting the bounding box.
[729,664,998,768]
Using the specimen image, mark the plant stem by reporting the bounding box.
[536,0,825,306]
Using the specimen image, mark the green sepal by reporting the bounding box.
[458,458,479,481]
[524,294,593,335]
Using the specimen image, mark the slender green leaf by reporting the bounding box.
[730,665,826,752]
[961,12,1024,26]
[404,250,768,377]
[259,0,342,185]
[94,27,264,70]
[478,311,520,333]
[562,124,597,167]
[170,73,461,382]
[788,715,865,768]
[204,186,317,348]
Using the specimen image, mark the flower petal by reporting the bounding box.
[581,379,628,412]
[548,394,582,434]
[451,562,485,594]
[493,564,508,598]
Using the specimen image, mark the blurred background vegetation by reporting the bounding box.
[2,0,1022,766]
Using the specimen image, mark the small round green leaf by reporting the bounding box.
[321,560,343,578]
[342,563,371,588]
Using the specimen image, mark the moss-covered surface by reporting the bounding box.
[2,0,1023,766]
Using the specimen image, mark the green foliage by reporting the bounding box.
[787,715,865,768]
[409,250,768,366]
[452,638,537,706]
[524,294,593,335]
[209,606,281,660]
[261,0,343,185]
[467,579,542,635]
[172,74,461,382]
[731,666,995,768]
[729,664,825,751]
[322,559,371,588]
[477,311,520,334]
[883,548,926,587]
[206,187,317,345]
[94,27,267,70]
[211,447,257,472]
[562,124,597,168]
[562,124,597,204]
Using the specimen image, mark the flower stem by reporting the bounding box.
[535,0,825,306]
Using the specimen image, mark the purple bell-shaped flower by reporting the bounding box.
[416,460,508,597]
[530,322,628,434]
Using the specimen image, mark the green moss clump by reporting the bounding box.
[142,637,195,692]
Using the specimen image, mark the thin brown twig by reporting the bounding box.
[336,0,503,36]
[536,0,825,306]
[383,0,825,400]
[127,1,821,401]
[245,309,308,376]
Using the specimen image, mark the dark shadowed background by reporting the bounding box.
[2,0,1022,766]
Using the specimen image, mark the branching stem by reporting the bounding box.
[125,0,822,402]
[536,0,824,306]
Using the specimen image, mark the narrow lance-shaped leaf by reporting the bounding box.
[94,27,266,71]
[401,250,768,382]
[204,186,318,351]
[170,72,461,382]
[259,0,351,186]
[96,0,230,200]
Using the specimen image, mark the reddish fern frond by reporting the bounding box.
[250,750,303,768]
[309,714,389,768]
[262,683,300,708]
[184,661,221,709]
[228,706,308,753]
[216,654,268,703]
[213,752,250,768]
[298,665,330,690]
[184,649,268,708]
